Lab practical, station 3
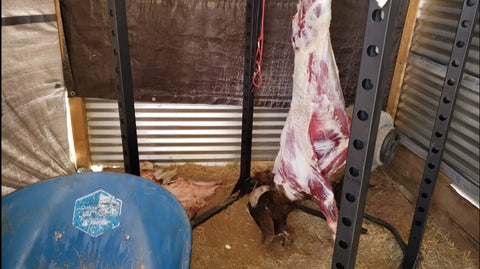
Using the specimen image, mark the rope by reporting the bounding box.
[252,0,265,87]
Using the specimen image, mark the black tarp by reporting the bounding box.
[60,0,408,108]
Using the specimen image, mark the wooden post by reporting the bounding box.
[386,0,421,120]
[54,0,92,169]
[68,98,92,169]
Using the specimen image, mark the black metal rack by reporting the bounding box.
[402,0,478,268]
[191,0,265,228]
[106,0,478,268]
[332,0,401,268]
[108,0,140,176]
[231,0,264,197]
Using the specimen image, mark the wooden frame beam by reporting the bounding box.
[55,0,92,169]
[386,0,421,120]
[68,98,92,169]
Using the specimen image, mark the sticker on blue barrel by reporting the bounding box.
[73,190,122,237]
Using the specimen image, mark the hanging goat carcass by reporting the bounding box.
[248,0,351,245]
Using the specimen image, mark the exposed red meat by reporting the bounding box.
[273,0,350,238]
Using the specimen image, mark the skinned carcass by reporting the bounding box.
[273,0,350,238]
[248,0,392,244]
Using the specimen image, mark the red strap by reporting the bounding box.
[253,0,265,87]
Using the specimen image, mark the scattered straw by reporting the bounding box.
[104,162,478,268]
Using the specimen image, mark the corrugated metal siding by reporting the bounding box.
[85,98,288,166]
[395,0,479,197]
[413,0,479,77]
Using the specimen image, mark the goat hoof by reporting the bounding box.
[280,231,293,246]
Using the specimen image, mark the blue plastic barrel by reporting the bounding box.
[2,172,192,268]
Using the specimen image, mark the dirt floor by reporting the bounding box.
[106,162,478,268]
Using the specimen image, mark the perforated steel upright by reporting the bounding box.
[332,1,401,268]
[231,0,264,196]
[402,0,479,268]
[107,0,140,175]
[192,0,264,227]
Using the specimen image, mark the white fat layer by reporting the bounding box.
[249,185,272,208]
[274,0,349,204]
[313,140,335,157]
[323,190,334,208]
